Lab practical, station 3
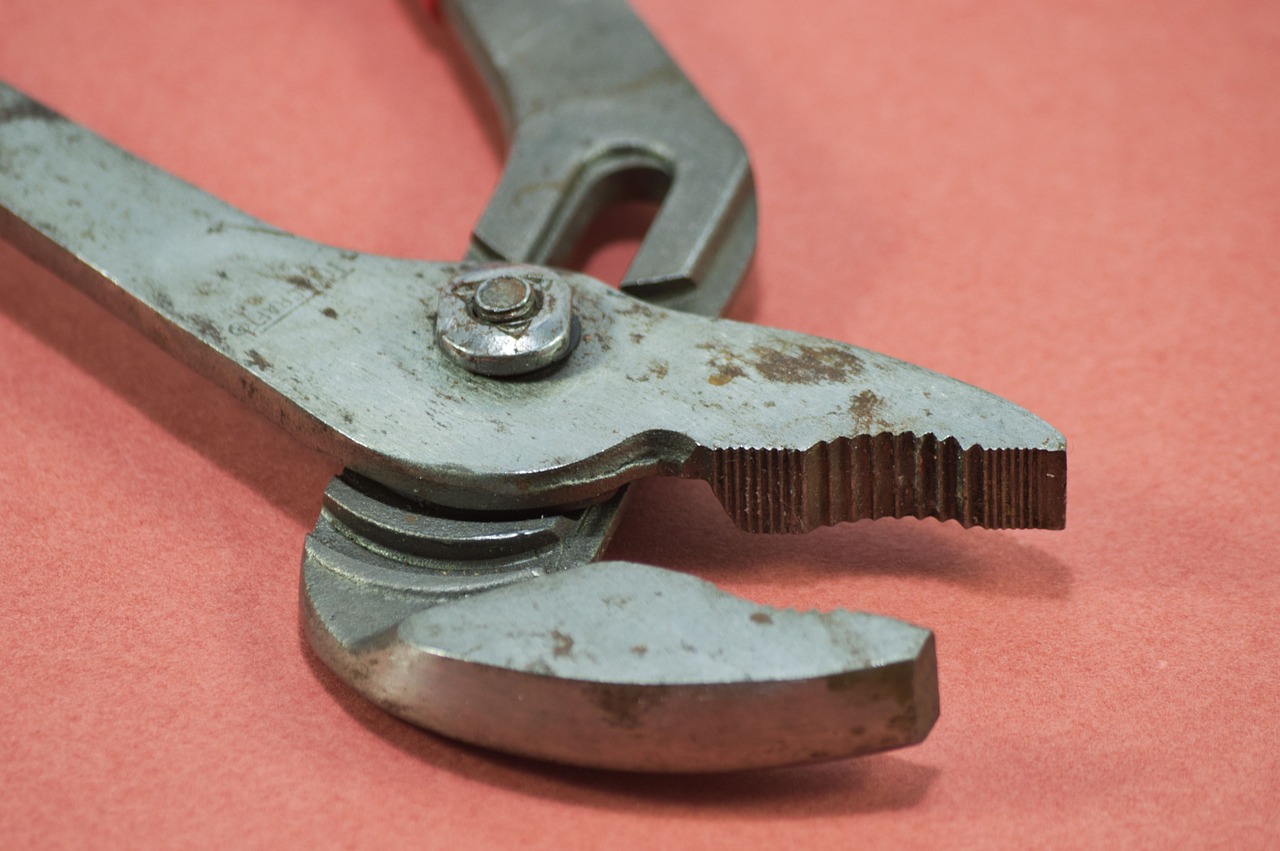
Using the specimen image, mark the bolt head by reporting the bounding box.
[435,265,575,377]
[472,276,537,324]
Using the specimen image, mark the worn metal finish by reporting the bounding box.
[304,559,937,772]
[308,474,628,603]
[321,473,591,564]
[0,85,1066,525]
[396,0,763,651]
[0,0,1067,773]
[442,0,756,316]
[436,265,576,376]
[331,0,766,662]
[472,276,536,323]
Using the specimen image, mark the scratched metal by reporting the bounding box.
[0,82,1064,528]
[435,265,576,376]
[0,0,1069,774]
[306,0,763,672]
[444,0,757,315]
[304,559,938,772]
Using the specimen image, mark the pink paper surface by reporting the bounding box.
[1,1,1277,847]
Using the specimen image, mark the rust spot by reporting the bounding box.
[630,645,648,656]
[750,612,774,625]
[246,349,271,371]
[708,363,746,386]
[618,301,657,318]
[285,274,318,294]
[550,630,574,658]
[592,683,666,729]
[322,307,338,319]
[700,340,864,386]
[188,315,226,348]
[850,389,883,431]
[629,360,670,383]
[750,343,864,384]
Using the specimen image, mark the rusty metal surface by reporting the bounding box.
[435,265,577,376]
[304,559,937,772]
[0,0,1066,773]
[0,90,1066,521]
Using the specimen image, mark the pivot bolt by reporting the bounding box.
[435,265,575,377]
[471,276,537,324]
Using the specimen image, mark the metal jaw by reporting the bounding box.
[441,0,757,316]
[0,0,1065,772]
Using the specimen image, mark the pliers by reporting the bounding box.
[0,0,1066,772]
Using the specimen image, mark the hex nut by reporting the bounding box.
[435,265,574,377]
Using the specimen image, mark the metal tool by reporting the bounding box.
[0,0,1066,772]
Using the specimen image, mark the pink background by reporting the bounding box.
[1,1,1277,847]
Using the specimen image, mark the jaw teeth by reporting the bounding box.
[707,434,1067,533]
